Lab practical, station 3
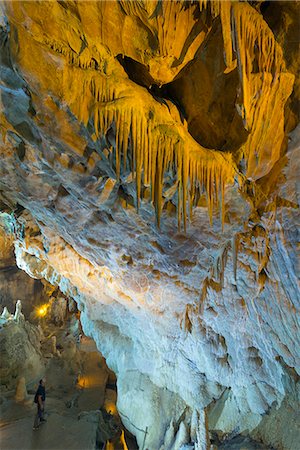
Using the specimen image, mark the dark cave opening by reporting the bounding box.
[117,43,249,152]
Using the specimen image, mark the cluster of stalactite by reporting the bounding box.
[70,0,293,217]
[44,37,99,71]
[60,47,234,230]
[198,0,295,178]
[4,0,294,227]
[119,0,201,60]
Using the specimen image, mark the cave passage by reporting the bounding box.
[0,242,137,450]
[0,1,299,450]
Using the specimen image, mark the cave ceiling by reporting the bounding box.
[0,0,298,231]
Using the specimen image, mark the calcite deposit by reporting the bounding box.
[0,1,299,449]
[0,213,47,316]
[0,300,44,387]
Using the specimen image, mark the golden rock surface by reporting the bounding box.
[2,0,298,227]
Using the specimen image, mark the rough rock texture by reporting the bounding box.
[0,308,44,388]
[0,1,299,449]
[0,214,47,317]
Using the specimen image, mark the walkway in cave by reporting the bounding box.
[0,335,108,450]
[77,336,110,411]
[0,315,136,450]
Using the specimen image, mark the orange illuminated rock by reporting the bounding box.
[4,0,296,228]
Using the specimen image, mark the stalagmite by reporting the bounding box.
[1,306,12,320]
[51,335,57,355]
[14,299,24,323]
[14,376,27,403]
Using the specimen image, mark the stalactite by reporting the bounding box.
[220,1,236,73]
[119,0,200,62]
[195,409,210,450]
[15,1,238,229]
[182,304,193,334]
[232,234,239,283]
[190,409,198,442]
[232,2,286,127]
[242,71,294,179]
[163,419,175,449]
[8,0,295,218]
[173,421,189,450]
[213,242,230,288]
[197,1,295,178]
[34,0,299,227]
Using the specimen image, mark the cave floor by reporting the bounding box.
[0,320,132,450]
[0,400,98,450]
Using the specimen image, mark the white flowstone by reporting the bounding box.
[173,422,189,450]
[164,420,175,449]
[195,410,209,450]
[190,410,198,442]
[1,129,299,449]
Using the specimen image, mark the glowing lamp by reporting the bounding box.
[104,401,117,415]
[37,304,48,317]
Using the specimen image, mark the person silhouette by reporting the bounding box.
[33,378,47,430]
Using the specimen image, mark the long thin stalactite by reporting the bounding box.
[7,0,294,229]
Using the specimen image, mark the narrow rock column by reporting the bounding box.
[15,376,27,403]
[51,335,57,355]
[1,306,12,320]
[14,299,24,323]
[195,409,210,450]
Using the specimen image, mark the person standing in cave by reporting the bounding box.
[33,378,47,430]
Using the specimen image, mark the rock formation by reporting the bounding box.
[14,376,28,403]
[0,1,299,449]
[0,214,48,316]
[0,303,44,388]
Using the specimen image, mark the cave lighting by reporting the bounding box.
[104,401,117,415]
[104,431,129,450]
[120,430,129,450]
[36,304,49,317]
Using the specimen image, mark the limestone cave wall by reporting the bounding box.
[0,1,299,449]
